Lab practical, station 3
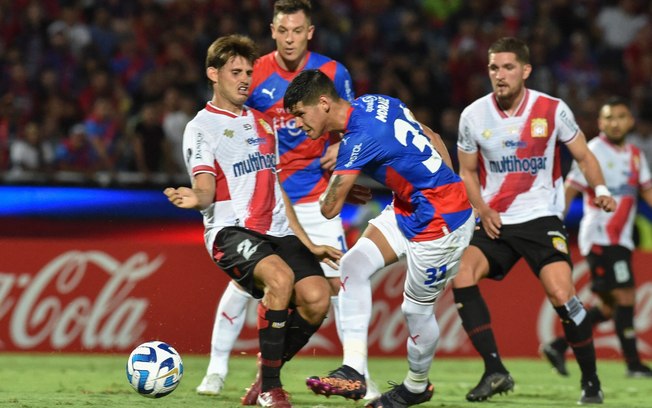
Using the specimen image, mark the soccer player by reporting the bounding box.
[284,69,476,407]
[164,34,341,408]
[193,0,381,402]
[542,97,652,378]
[452,37,616,405]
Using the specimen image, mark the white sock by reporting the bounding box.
[402,298,438,393]
[331,295,342,344]
[339,237,385,375]
[206,281,252,376]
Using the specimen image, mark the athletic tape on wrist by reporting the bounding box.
[594,185,611,197]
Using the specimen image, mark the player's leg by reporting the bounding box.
[452,238,515,402]
[539,261,603,404]
[211,227,293,406]
[368,213,474,408]
[307,206,405,401]
[196,280,253,395]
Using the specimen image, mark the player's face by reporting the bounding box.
[598,104,634,145]
[271,11,314,69]
[488,52,531,106]
[210,56,253,113]
[288,101,326,139]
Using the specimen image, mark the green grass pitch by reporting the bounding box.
[1,353,650,407]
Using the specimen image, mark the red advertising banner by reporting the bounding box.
[1,235,651,359]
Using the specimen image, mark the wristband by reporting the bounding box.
[594,185,611,197]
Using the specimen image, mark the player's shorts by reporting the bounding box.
[294,201,346,278]
[586,244,634,292]
[211,226,324,299]
[370,205,475,305]
[471,215,572,280]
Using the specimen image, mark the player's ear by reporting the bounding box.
[307,24,315,40]
[206,66,219,84]
[522,63,532,80]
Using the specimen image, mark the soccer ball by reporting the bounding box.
[126,340,184,398]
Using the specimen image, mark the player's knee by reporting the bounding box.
[294,277,330,320]
[262,269,294,301]
[554,295,587,326]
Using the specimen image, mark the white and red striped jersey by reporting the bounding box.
[567,134,652,255]
[182,102,291,253]
[458,89,580,224]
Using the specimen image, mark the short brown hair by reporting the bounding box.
[205,34,258,70]
[273,0,312,21]
[488,37,530,64]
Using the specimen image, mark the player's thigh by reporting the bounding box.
[294,201,346,278]
[368,204,408,263]
[213,226,279,299]
[404,214,475,304]
[464,224,521,281]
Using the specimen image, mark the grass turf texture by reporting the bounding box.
[1,353,650,407]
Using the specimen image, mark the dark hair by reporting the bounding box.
[488,37,530,64]
[602,96,630,110]
[274,0,312,21]
[205,34,258,70]
[284,69,339,111]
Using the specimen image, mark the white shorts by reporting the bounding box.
[294,201,346,278]
[370,205,475,305]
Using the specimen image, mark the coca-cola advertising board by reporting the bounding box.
[1,235,651,358]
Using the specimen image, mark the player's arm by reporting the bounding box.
[163,172,215,210]
[565,131,616,212]
[458,149,502,238]
[421,123,453,169]
[320,135,341,171]
[640,186,652,208]
[279,179,342,268]
[320,172,358,219]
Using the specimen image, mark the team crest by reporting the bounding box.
[552,236,568,254]
[531,118,548,138]
[258,119,274,135]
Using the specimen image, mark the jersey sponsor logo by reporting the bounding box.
[559,109,579,133]
[272,116,303,137]
[223,129,235,138]
[375,96,390,123]
[246,137,267,145]
[232,152,276,177]
[261,87,276,99]
[482,129,491,139]
[344,143,363,168]
[488,155,547,175]
[531,118,548,138]
[502,140,527,149]
[361,95,377,112]
[194,132,204,160]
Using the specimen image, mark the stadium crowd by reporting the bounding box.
[1,0,651,186]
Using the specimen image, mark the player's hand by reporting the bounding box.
[320,143,339,171]
[310,244,342,270]
[477,206,502,239]
[594,195,616,212]
[164,187,199,209]
[345,184,372,205]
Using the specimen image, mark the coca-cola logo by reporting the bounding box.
[0,250,164,350]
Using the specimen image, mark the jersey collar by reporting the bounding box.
[205,102,249,118]
[492,88,530,118]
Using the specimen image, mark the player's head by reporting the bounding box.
[205,34,258,111]
[271,0,314,71]
[487,37,532,106]
[598,96,634,145]
[284,69,340,139]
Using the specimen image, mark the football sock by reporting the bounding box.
[453,285,508,374]
[402,298,438,394]
[339,237,385,375]
[554,296,598,382]
[257,303,288,391]
[551,306,608,353]
[206,280,251,377]
[282,308,322,362]
[614,305,641,366]
[331,294,343,343]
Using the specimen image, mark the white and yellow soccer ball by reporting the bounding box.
[126,340,183,398]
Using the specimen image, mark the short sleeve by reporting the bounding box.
[457,110,478,154]
[556,99,581,144]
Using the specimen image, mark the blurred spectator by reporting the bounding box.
[84,97,122,171]
[162,88,195,175]
[9,120,54,173]
[54,123,96,175]
[131,102,167,178]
